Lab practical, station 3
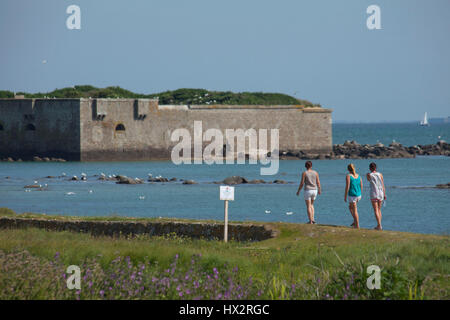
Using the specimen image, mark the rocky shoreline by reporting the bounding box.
[280,140,449,160]
[1,156,67,162]
[1,141,449,162]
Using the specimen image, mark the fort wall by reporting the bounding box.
[0,98,332,161]
[0,99,81,160]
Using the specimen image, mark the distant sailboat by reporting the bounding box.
[420,112,430,126]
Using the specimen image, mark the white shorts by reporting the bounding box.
[304,189,318,201]
[348,195,361,203]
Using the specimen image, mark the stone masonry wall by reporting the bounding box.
[0,217,277,242]
[0,99,81,160]
[79,99,332,161]
[0,98,332,161]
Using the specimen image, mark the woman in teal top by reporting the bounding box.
[344,164,363,229]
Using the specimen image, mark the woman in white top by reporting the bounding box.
[366,162,386,230]
[296,161,321,224]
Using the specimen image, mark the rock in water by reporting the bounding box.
[436,183,450,189]
[116,175,138,184]
[248,179,266,184]
[222,176,249,185]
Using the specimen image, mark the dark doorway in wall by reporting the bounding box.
[25,123,36,131]
[115,123,126,131]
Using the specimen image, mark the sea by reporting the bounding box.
[0,123,449,235]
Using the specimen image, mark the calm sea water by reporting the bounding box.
[0,123,449,235]
[333,122,449,146]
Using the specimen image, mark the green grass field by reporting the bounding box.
[0,208,448,300]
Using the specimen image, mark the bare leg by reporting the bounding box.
[305,200,313,223]
[349,203,356,226]
[311,199,315,223]
[371,200,382,230]
[353,203,360,229]
[377,201,382,229]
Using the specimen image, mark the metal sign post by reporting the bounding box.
[220,186,235,242]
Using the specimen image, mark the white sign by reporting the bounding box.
[220,186,235,201]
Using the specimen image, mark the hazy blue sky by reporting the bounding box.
[1,0,449,121]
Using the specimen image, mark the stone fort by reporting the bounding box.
[0,98,332,161]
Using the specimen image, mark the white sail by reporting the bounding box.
[420,112,430,126]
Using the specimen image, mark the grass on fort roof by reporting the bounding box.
[0,86,322,107]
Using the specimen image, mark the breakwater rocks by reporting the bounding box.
[2,141,449,162]
[280,140,449,160]
[1,156,67,162]
[215,176,290,185]
[0,217,277,242]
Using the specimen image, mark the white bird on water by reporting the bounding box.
[286,211,294,215]
[265,210,271,214]
[66,192,76,195]
[139,195,145,200]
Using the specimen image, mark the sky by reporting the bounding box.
[0,0,449,122]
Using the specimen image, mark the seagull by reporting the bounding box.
[148,173,153,178]
[61,172,66,177]
[100,173,106,177]
[66,192,76,195]
[265,210,271,214]
[286,211,294,215]
[139,196,145,200]
[34,180,38,184]
[89,190,93,193]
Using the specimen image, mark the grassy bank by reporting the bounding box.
[0,208,448,300]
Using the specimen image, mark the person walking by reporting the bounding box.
[296,161,321,224]
[344,164,363,229]
[367,162,386,230]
